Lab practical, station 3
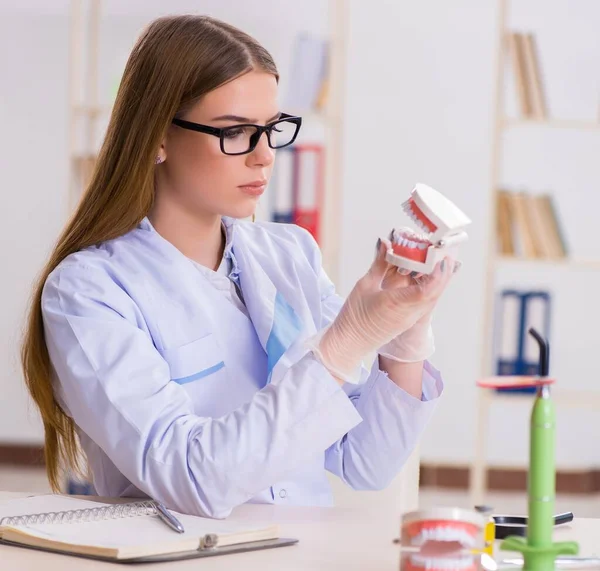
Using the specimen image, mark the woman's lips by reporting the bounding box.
[238,181,267,196]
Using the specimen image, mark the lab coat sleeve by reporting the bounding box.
[294,227,444,491]
[41,264,362,519]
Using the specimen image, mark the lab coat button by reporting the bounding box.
[279,489,287,499]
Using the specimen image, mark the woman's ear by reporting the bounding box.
[155,140,167,164]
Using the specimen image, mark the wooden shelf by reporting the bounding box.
[73,104,113,119]
[503,118,600,131]
[495,255,600,269]
[483,388,600,409]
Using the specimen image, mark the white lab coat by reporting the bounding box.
[41,216,443,518]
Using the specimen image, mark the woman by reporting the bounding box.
[21,14,457,519]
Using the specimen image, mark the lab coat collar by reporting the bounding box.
[139,215,241,290]
[138,215,237,258]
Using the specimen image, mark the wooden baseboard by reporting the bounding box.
[0,444,45,467]
[420,464,600,494]
[1,446,597,494]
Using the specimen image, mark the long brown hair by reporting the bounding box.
[21,14,278,491]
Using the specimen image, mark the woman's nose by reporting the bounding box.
[246,132,275,167]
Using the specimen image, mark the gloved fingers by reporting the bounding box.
[384,256,447,293]
[391,256,456,304]
[406,260,460,282]
[421,256,457,296]
[382,263,413,290]
[367,237,395,284]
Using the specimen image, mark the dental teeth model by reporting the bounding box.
[401,507,486,552]
[386,183,471,274]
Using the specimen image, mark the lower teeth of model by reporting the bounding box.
[398,237,428,249]
[410,553,475,570]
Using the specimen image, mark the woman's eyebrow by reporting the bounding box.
[210,112,282,123]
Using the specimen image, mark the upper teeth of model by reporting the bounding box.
[411,526,476,548]
[403,203,429,233]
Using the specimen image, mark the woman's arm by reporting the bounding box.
[42,264,362,519]
[318,269,443,490]
[294,225,444,491]
[378,357,424,399]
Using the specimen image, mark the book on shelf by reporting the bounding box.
[507,31,547,120]
[284,32,329,113]
[495,189,567,259]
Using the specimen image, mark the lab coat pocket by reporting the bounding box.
[160,334,225,385]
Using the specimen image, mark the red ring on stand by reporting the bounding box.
[477,376,555,389]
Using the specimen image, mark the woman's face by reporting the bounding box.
[158,70,279,220]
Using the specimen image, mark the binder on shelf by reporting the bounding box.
[495,290,521,376]
[268,146,296,224]
[267,144,325,244]
[494,289,551,394]
[292,144,325,244]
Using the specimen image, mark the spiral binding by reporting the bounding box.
[0,500,157,527]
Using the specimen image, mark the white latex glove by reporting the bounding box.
[378,309,434,363]
[377,259,461,363]
[312,238,456,382]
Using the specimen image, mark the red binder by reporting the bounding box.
[291,144,325,244]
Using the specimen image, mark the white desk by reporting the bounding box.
[1,491,598,570]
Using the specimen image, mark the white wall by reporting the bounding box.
[0,11,70,442]
[2,0,600,472]
[339,0,600,470]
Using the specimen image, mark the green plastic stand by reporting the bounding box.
[493,329,580,570]
[500,536,579,571]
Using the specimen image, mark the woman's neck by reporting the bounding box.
[148,203,225,271]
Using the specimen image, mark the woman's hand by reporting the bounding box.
[314,237,457,381]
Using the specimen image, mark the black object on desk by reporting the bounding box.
[492,511,573,539]
[475,506,573,540]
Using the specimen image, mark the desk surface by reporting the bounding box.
[1,491,598,570]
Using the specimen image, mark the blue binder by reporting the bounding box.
[495,289,551,394]
[268,145,295,224]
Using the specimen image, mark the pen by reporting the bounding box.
[154,501,185,533]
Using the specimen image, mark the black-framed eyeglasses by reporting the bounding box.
[171,112,302,156]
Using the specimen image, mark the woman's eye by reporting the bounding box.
[223,128,244,139]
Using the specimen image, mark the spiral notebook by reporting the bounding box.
[0,494,297,563]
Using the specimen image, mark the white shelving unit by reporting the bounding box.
[67,0,102,214]
[470,0,600,506]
